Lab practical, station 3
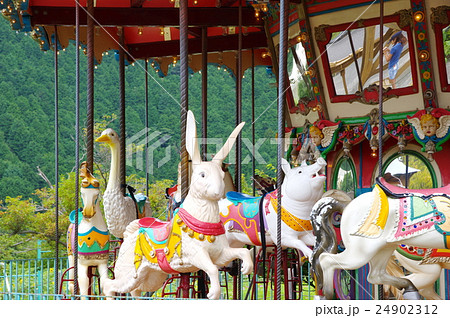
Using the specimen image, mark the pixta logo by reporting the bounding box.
[126,128,289,174]
[126,128,172,175]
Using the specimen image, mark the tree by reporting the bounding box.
[0,196,40,259]
[337,172,354,193]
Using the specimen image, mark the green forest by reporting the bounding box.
[0,18,279,259]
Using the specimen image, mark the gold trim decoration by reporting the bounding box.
[419,50,430,61]
[396,9,413,29]
[134,214,182,271]
[270,196,313,232]
[314,24,330,43]
[431,6,450,27]
[414,11,424,23]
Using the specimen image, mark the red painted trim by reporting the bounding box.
[317,14,419,103]
[32,0,220,8]
[156,249,179,274]
[328,135,450,191]
[305,0,376,15]
[411,0,437,108]
[435,20,450,93]
[178,208,225,236]
[269,9,299,36]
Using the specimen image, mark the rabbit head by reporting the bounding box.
[185,110,244,201]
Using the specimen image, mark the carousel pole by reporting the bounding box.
[179,0,190,298]
[119,27,126,196]
[198,26,208,299]
[251,48,256,196]
[277,0,288,300]
[145,59,149,197]
[378,1,384,181]
[201,26,208,161]
[179,0,189,200]
[378,0,385,300]
[74,1,80,298]
[86,0,94,173]
[53,25,60,296]
[82,1,94,297]
[235,0,243,194]
[235,0,243,300]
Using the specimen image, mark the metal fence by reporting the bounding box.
[0,257,70,300]
[0,252,316,300]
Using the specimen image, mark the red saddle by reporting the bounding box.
[377,177,450,199]
[138,217,172,242]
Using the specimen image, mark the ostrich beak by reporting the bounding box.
[95,134,111,143]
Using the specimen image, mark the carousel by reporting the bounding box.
[1,0,450,300]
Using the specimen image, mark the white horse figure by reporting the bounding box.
[219,158,327,259]
[311,177,450,299]
[67,162,110,298]
[102,111,253,299]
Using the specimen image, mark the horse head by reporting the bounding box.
[281,157,327,204]
[79,162,100,219]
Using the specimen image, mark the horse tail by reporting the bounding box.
[384,255,405,299]
[310,197,345,290]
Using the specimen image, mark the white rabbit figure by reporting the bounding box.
[103,110,253,299]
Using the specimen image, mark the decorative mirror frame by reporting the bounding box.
[315,13,419,103]
[431,5,450,93]
[265,2,327,120]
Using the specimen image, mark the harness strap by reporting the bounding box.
[267,190,313,232]
[126,184,140,219]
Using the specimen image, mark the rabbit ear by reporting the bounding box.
[186,110,201,165]
[213,122,245,164]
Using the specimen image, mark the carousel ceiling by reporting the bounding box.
[1,0,279,75]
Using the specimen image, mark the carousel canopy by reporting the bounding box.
[1,0,282,75]
[1,0,387,76]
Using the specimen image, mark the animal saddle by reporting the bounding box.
[396,244,450,265]
[377,177,450,200]
[126,193,148,219]
[364,178,450,246]
[221,191,265,246]
[67,209,110,256]
[138,217,172,242]
[134,216,180,274]
[134,208,226,274]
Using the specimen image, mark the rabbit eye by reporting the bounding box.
[298,170,302,174]
[200,172,206,178]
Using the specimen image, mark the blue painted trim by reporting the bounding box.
[140,227,169,244]
[355,188,372,196]
[269,19,300,37]
[79,226,109,237]
[357,264,373,299]
[445,270,450,299]
[359,143,363,189]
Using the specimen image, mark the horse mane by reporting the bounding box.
[310,197,345,290]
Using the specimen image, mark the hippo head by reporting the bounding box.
[281,157,327,204]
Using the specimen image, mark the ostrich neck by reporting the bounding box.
[107,143,121,191]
